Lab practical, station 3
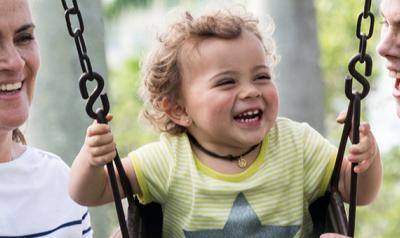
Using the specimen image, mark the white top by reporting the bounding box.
[0,146,92,237]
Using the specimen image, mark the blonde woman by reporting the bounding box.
[0,0,92,236]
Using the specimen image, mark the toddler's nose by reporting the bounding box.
[239,83,261,99]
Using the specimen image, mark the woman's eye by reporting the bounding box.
[15,34,34,45]
[380,18,388,26]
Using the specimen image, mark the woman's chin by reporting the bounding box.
[0,111,29,131]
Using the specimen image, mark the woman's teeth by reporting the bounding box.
[0,82,22,92]
[389,71,400,89]
[389,70,400,79]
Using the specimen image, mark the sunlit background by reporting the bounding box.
[27,0,400,237]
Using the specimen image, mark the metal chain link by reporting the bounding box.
[62,0,109,119]
[356,0,374,63]
[330,0,375,237]
[347,2,374,236]
[348,0,374,99]
[61,1,132,237]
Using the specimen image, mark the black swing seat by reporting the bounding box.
[309,190,348,236]
[127,197,163,238]
[128,189,348,238]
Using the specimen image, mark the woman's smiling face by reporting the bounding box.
[0,0,39,132]
[376,0,400,117]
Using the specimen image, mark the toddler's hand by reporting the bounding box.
[346,123,378,173]
[336,112,379,173]
[82,114,116,167]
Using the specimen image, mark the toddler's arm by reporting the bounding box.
[336,113,382,205]
[320,234,349,238]
[69,115,140,206]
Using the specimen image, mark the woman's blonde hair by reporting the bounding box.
[12,128,26,145]
[140,9,277,135]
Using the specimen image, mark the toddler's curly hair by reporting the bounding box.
[140,9,277,135]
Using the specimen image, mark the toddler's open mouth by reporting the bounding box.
[234,109,262,123]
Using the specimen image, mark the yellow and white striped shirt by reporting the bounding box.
[130,117,337,238]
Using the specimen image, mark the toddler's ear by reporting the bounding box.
[166,105,192,127]
[160,97,192,127]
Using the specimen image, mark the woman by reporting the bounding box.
[376,0,400,118]
[321,1,398,237]
[0,0,92,236]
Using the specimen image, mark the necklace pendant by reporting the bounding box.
[238,157,247,168]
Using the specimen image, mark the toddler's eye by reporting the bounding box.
[215,78,235,87]
[255,74,271,81]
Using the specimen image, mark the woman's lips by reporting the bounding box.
[0,81,23,100]
[393,78,400,97]
[386,70,400,97]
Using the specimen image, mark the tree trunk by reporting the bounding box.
[250,0,325,133]
[29,0,112,237]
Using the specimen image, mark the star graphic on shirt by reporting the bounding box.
[183,192,300,238]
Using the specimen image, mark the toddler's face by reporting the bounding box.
[178,30,279,153]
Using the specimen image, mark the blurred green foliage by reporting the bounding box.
[103,0,180,19]
[316,1,400,237]
[109,58,158,156]
[315,0,381,141]
[103,0,151,19]
[356,146,400,237]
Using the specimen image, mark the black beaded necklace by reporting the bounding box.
[187,133,260,169]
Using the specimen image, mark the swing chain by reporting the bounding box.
[61,1,134,238]
[343,0,374,237]
[347,0,374,100]
[356,0,374,62]
[61,0,109,119]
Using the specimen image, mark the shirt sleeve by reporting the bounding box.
[302,123,337,202]
[129,134,178,204]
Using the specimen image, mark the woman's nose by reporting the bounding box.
[0,43,25,72]
[376,29,397,58]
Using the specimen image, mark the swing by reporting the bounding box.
[309,0,375,236]
[61,0,375,237]
[309,62,373,236]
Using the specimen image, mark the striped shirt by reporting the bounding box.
[130,117,336,237]
[0,146,92,238]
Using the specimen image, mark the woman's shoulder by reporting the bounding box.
[22,146,70,171]
[25,146,61,158]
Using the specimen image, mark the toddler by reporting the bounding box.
[69,9,381,237]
